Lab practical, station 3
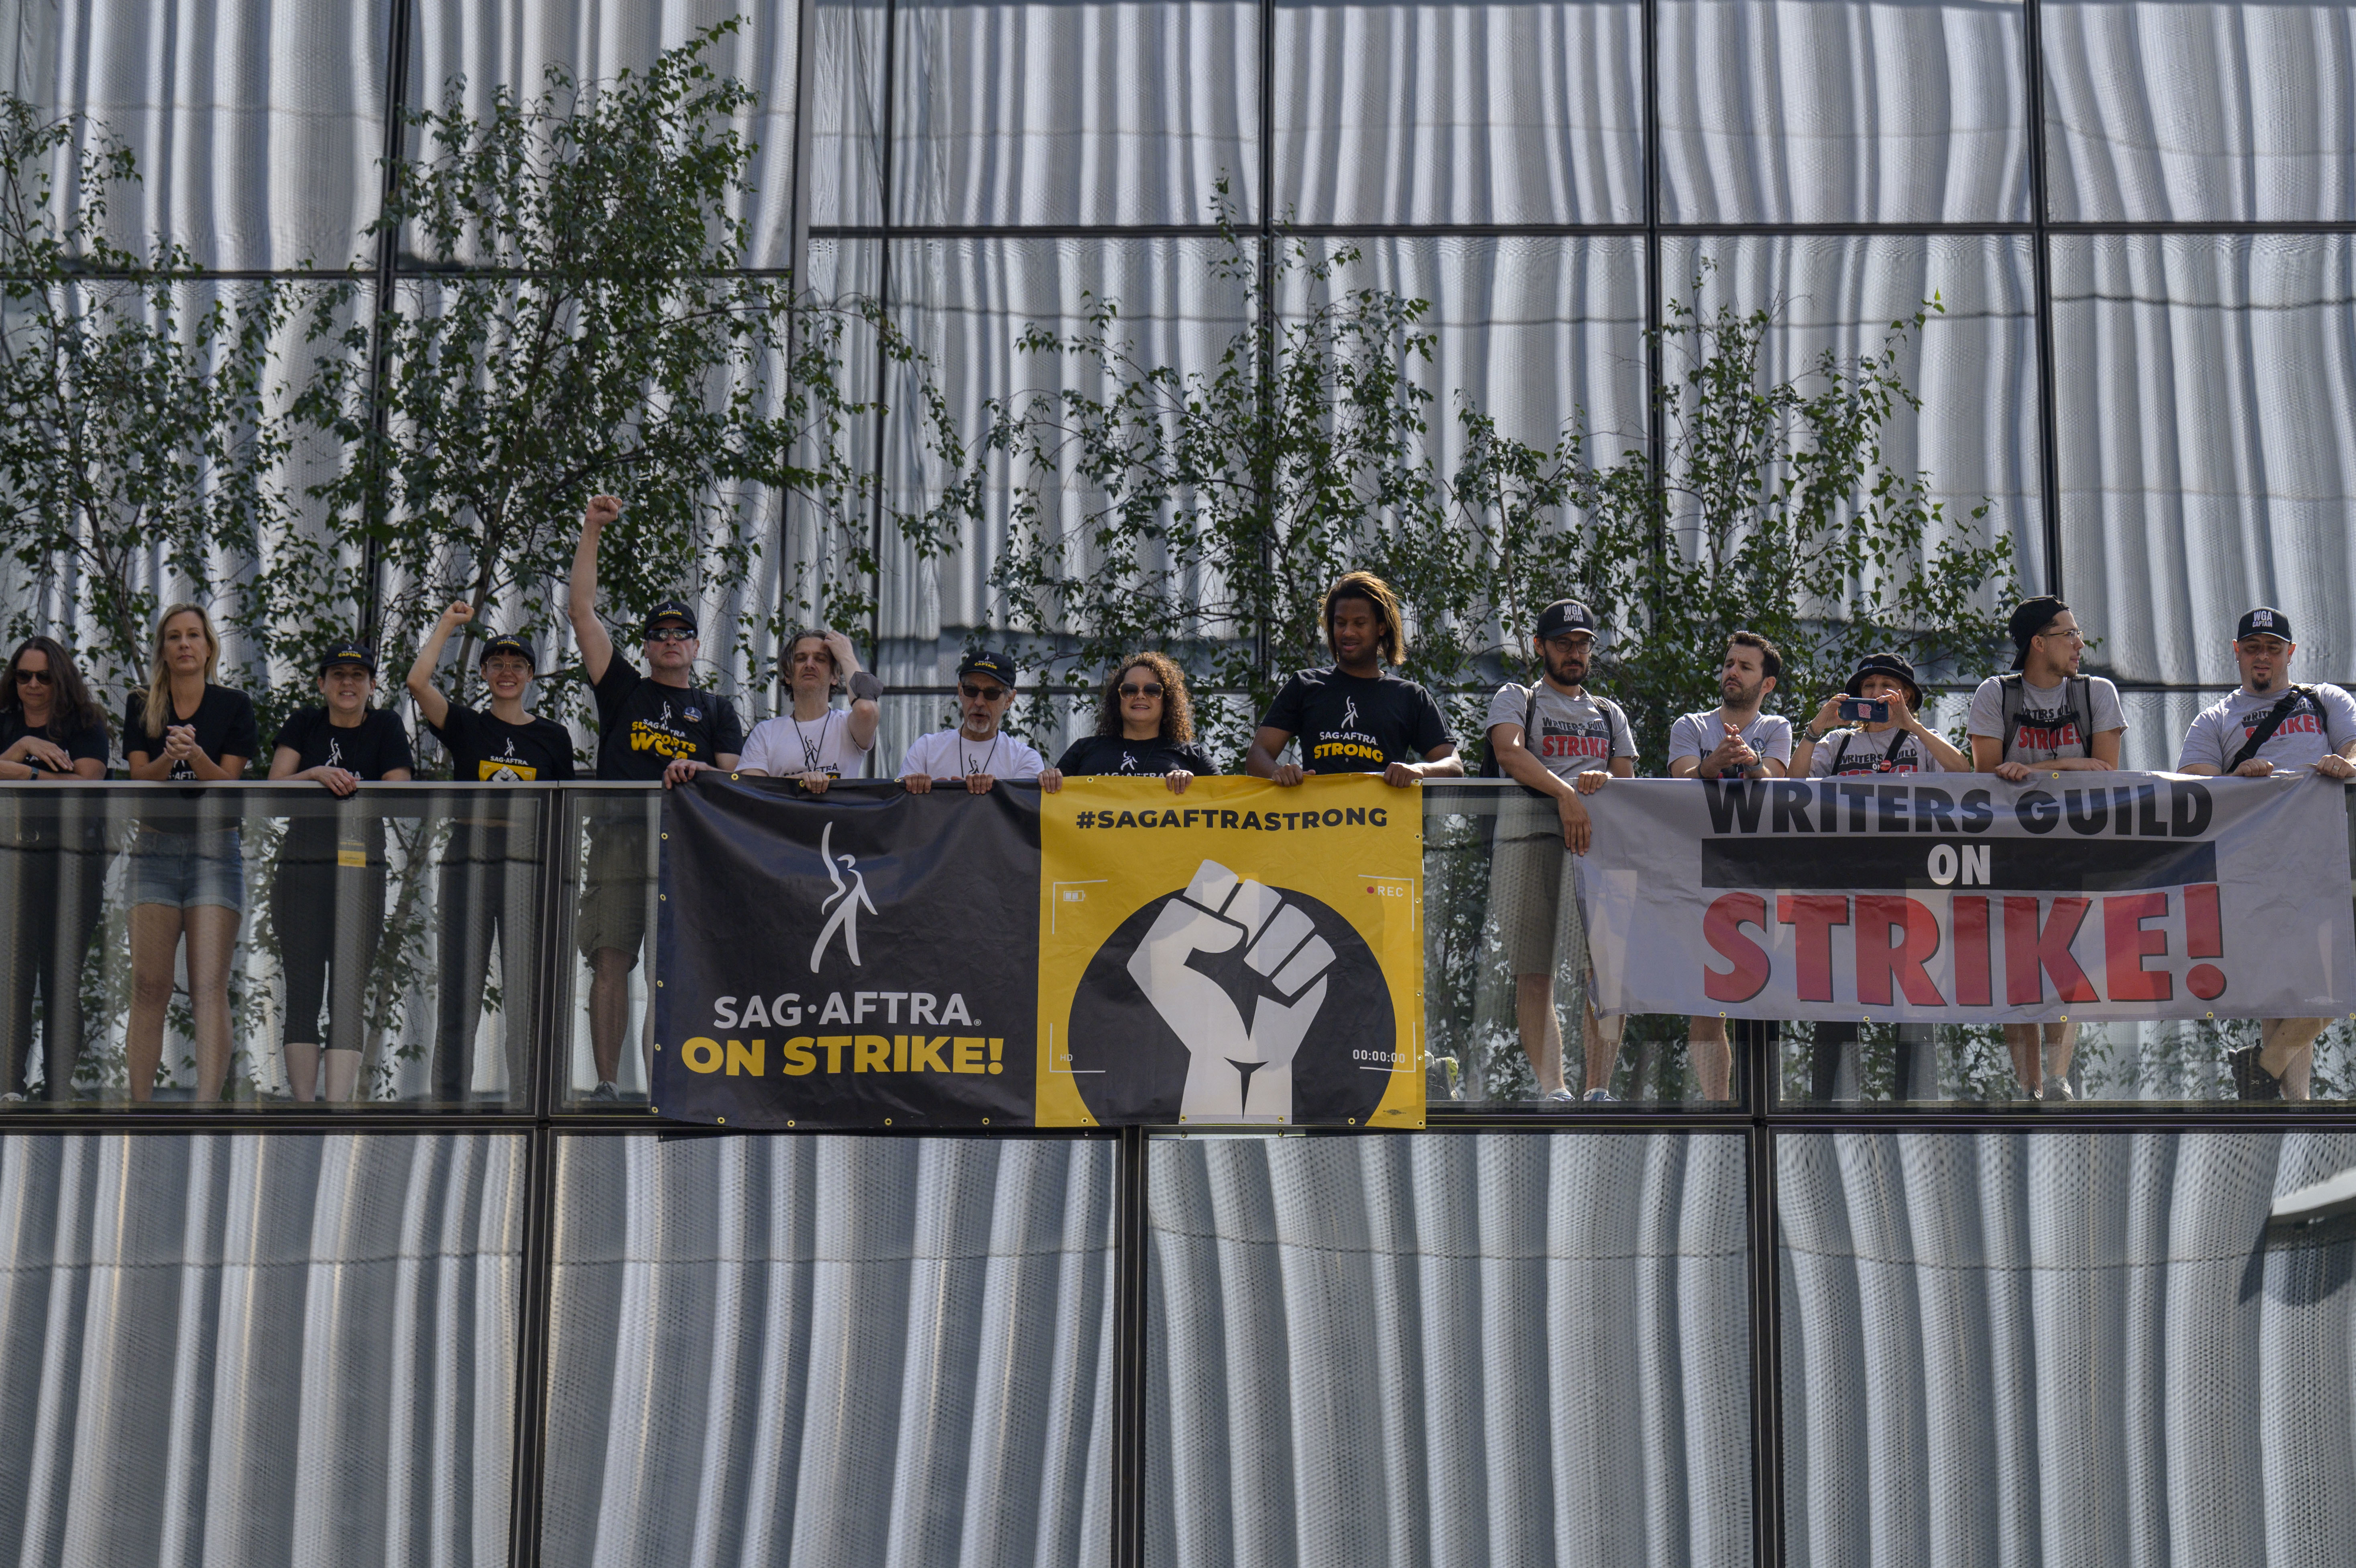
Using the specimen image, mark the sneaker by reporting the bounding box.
[1544,1087,1578,1103]
[2227,1044,2281,1103]
[588,1080,620,1103]
[1583,1087,1618,1104]
[2040,1079,2076,1103]
[0,1093,23,1104]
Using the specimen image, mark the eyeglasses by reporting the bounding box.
[646,627,695,644]
[959,682,1010,700]
[1118,682,1164,699]
[2037,626,2086,644]
[11,668,51,686]
[482,658,532,676]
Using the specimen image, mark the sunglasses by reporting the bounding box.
[1118,682,1164,699]
[646,627,696,644]
[959,682,1010,700]
[11,667,52,685]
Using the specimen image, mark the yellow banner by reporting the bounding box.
[1035,775,1425,1127]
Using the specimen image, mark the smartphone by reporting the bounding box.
[1838,696,1889,724]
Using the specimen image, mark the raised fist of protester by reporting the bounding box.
[1555,792,1594,855]
[2234,757,2278,779]
[1127,859,1336,1122]
[440,599,475,628]
[583,494,622,532]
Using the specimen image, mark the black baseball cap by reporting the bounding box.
[957,649,1018,690]
[479,634,537,670]
[641,600,697,639]
[2007,595,2070,671]
[1534,600,1598,640]
[2236,606,2292,643]
[1844,651,1922,707]
[319,640,375,674]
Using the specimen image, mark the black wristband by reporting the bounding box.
[848,671,883,702]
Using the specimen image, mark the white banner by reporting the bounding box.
[1579,772,2356,1023]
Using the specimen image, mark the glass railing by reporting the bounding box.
[4,778,2348,1114]
[0,783,545,1109]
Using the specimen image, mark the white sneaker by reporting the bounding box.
[0,1093,22,1104]
[1583,1087,1618,1104]
[588,1080,619,1103]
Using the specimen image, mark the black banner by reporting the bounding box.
[652,779,1039,1128]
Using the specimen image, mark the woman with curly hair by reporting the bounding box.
[1039,651,1215,795]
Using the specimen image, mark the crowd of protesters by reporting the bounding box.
[4,494,2351,1108]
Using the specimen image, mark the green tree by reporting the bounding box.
[1568,274,2020,769]
[962,193,1593,756]
[0,95,337,696]
[303,19,962,718]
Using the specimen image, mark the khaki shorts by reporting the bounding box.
[1487,800,1588,981]
[575,819,654,962]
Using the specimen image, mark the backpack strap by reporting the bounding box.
[1831,732,1851,775]
[2226,685,2317,772]
[2070,676,2094,756]
[1997,674,2024,762]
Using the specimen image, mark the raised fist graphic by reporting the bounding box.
[1127,859,1335,1121]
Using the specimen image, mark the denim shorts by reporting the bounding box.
[127,827,246,914]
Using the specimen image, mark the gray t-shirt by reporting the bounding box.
[1965,674,2127,763]
[1485,683,1636,780]
[2177,683,2356,773]
[1667,709,1794,772]
[1806,727,1949,777]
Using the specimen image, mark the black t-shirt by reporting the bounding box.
[430,703,577,782]
[124,684,260,832]
[591,659,744,781]
[1054,735,1218,778]
[1259,667,1451,775]
[274,705,415,779]
[0,707,110,774]
[124,684,261,780]
[274,706,415,865]
[0,707,110,846]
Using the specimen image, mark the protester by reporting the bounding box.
[739,629,881,790]
[568,495,743,1101]
[899,650,1045,792]
[1483,600,1635,1103]
[1968,595,2126,1101]
[1040,653,1213,794]
[123,603,258,1101]
[0,636,110,1101]
[1788,652,1963,1101]
[2173,606,2356,1101]
[1791,652,1971,778]
[1246,572,1461,786]
[408,600,577,1103]
[266,641,414,1101]
[1668,632,1792,1101]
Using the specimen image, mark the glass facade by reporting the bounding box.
[6,0,2356,1564]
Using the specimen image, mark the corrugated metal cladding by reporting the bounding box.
[0,1130,2346,1563]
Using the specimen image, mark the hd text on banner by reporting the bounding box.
[650,775,1427,1128]
[1579,772,2356,1024]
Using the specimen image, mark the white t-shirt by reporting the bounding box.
[1966,674,2127,763]
[899,727,1046,781]
[1667,709,1794,773]
[1485,683,1636,780]
[740,709,872,779]
[2177,683,2356,773]
[1806,727,1949,776]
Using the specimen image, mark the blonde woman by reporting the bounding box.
[123,604,257,1101]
